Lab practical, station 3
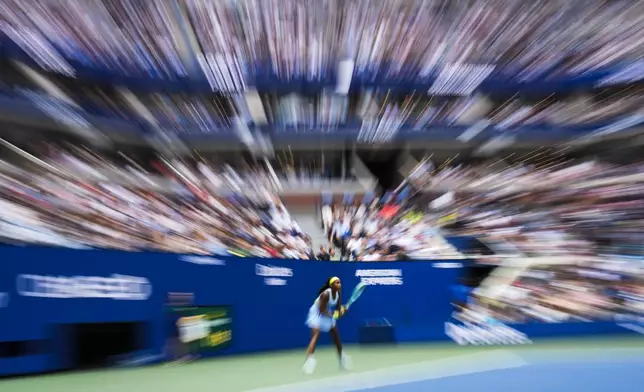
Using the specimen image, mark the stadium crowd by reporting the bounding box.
[322,196,461,261]
[0,144,462,261]
[414,160,644,323]
[457,258,643,324]
[413,159,644,192]
[4,0,644,79]
[0,143,642,324]
[3,145,644,264]
[4,0,644,140]
[0,145,316,258]
[427,161,644,257]
[5,74,644,137]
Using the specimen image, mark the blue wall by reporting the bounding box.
[0,246,638,376]
[0,246,461,374]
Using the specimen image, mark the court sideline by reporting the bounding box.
[1,338,642,392]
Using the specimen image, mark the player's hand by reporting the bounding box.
[339,306,347,317]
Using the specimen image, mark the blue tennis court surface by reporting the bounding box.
[360,354,644,392]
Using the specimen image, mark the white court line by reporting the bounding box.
[518,347,644,364]
[245,350,528,392]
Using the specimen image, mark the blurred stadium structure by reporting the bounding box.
[2,0,644,149]
[0,0,641,331]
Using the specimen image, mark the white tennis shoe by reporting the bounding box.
[302,355,317,375]
[339,352,352,371]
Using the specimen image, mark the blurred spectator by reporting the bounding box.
[316,245,330,261]
[461,260,643,324]
[0,145,313,259]
[6,0,644,81]
[323,196,461,261]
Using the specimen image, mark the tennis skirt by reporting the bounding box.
[305,307,336,332]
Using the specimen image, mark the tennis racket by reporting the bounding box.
[334,282,367,319]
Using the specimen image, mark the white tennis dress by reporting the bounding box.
[306,288,339,332]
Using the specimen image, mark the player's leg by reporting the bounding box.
[303,328,320,374]
[306,328,320,356]
[329,326,342,355]
[330,327,351,370]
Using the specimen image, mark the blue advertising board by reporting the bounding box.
[0,245,639,376]
[0,246,460,374]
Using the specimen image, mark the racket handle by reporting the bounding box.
[333,306,348,319]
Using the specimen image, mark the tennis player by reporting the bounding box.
[303,276,350,374]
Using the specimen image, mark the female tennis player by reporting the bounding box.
[303,276,350,374]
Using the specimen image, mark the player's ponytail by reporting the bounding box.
[318,280,331,295]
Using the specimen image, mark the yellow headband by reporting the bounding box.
[329,277,340,285]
